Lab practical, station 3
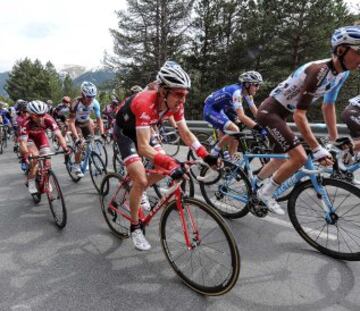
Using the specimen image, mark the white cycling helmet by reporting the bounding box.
[81,81,97,97]
[157,63,191,89]
[27,100,48,115]
[239,71,263,84]
[331,26,360,49]
[349,95,360,107]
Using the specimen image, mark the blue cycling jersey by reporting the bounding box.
[203,83,255,112]
[0,109,11,125]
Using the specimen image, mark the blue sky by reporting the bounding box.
[0,0,359,73]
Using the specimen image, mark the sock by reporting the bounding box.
[260,177,279,197]
[211,144,221,155]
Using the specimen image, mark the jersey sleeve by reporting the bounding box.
[69,101,78,118]
[92,100,101,118]
[323,71,349,104]
[296,64,328,110]
[45,115,59,131]
[243,95,255,108]
[232,89,243,110]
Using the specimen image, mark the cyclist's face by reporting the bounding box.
[248,83,260,96]
[30,113,45,124]
[166,89,188,111]
[83,95,95,105]
[343,46,360,70]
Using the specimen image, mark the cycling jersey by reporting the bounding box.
[69,97,101,123]
[270,59,349,112]
[116,91,184,139]
[114,91,184,166]
[18,115,59,152]
[0,109,11,126]
[203,84,255,130]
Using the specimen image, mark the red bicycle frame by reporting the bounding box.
[107,163,201,249]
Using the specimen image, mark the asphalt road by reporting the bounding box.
[0,142,359,311]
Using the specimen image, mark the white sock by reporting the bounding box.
[261,177,279,197]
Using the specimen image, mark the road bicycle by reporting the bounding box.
[65,136,107,193]
[199,132,360,261]
[99,161,240,295]
[25,152,67,228]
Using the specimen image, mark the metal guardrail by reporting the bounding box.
[184,120,349,136]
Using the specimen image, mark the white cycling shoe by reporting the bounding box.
[28,179,38,194]
[257,189,285,216]
[132,229,151,251]
[73,164,84,177]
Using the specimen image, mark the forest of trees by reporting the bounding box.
[106,0,360,121]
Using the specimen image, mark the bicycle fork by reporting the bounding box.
[175,189,200,250]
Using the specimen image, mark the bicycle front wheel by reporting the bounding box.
[288,178,360,261]
[94,139,108,168]
[89,152,107,193]
[199,164,250,219]
[100,173,130,238]
[160,198,240,296]
[47,170,67,229]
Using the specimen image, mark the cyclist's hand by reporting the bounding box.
[170,165,186,180]
[63,147,72,156]
[253,124,268,137]
[203,154,221,169]
[75,138,82,147]
[312,145,333,166]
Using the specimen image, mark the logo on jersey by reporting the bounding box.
[140,112,151,121]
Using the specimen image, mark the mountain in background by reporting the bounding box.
[73,67,116,87]
[0,65,116,97]
[0,72,9,97]
[58,64,87,80]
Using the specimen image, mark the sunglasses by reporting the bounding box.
[251,83,260,87]
[85,95,95,100]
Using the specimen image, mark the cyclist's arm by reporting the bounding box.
[54,129,67,149]
[236,108,257,128]
[177,119,198,146]
[167,115,178,129]
[136,127,159,159]
[93,100,104,135]
[294,64,323,150]
[293,108,319,149]
[321,104,337,142]
[68,117,78,140]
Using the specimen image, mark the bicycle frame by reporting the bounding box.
[107,166,200,250]
[224,151,336,216]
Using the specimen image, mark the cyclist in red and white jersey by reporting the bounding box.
[18,101,69,194]
[114,62,219,250]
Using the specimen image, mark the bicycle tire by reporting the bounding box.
[288,178,360,261]
[65,145,81,182]
[199,163,250,218]
[112,144,127,176]
[94,139,108,168]
[47,170,67,229]
[89,152,107,193]
[100,172,131,238]
[160,197,240,295]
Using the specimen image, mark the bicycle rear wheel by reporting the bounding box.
[160,198,240,295]
[288,178,360,261]
[47,170,67,229]
[89,152,107,193]
[100,173,131,238]
[199,163,250,218]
